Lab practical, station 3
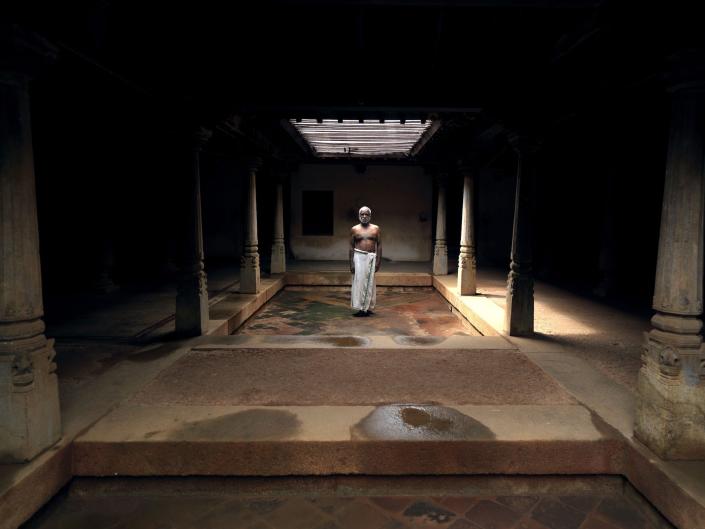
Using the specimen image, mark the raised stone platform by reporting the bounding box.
[72,403,621,477]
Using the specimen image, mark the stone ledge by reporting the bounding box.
[72,404,621,476]
[206,276,286,336]
[433,275,504,337]
[194,334,515,350]
[0,443,72,529]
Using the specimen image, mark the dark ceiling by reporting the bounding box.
[7,1,704,161]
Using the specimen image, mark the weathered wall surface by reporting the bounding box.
[290,164,432,261]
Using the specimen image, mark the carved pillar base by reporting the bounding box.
[458,248,476,295]
[635,316,705,459]
[240,251,261,294]
[0,321,61,462]
[175,267,208,336]
[270,242,286,274]
[505,266,534,336]
[433,242,448,276]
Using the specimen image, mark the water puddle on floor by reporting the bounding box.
[23,476,673,529]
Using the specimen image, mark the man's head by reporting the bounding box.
[359,206,372,225]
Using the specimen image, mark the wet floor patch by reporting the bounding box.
[393,335,446,346]
[351,405,496,440]
[165,409,301,441]
[23,477,674,529]
[260,335,371,347]
[236,287,481,336]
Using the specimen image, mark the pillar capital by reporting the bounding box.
[456,153,480,173]
[248,157,263,172]
[456,163,476,178]
[434,171,450,187]
[506,131,543,156]
[191,127,212,151]
[664,49,705,93]
[0,24,57,81]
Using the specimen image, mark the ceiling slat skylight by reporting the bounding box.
[290,119,433,158]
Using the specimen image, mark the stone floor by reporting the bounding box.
[4,262,704,529]
[23,477,673,529]
[237,287,481,336]
[128,348,569,406]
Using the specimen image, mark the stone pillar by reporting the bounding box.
[504,134,539,337]
[270,177,286,274]
[240,159,261,293]
[175,127,211,336]
[0,30,61,461]
[433,175,448,275]
[635,65,705,460]
[458,166,477,295]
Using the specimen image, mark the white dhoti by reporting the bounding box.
[351,249,376,311]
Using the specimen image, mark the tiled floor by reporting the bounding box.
[24,489,672,529]
[237,287,481,336]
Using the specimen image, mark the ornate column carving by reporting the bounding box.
[504,133,540,337]
[635,55,705,459]
[433,173,448,275]
[458,165,477,295]
[0,27,61,461]
[175,127,211,336]
[270,174,286,274]
[240,158,261,293]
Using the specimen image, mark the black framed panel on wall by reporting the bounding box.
[302,190,334,235]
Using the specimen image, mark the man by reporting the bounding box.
[350,206,382,316]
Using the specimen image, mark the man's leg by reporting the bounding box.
[351,251,367,315]
[366,262,377,315]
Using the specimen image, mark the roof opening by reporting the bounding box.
[289,119,434,158]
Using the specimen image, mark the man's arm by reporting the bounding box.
[375,228,382,272]
[349,228,355,273]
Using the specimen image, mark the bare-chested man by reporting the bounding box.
[350,206,382,316]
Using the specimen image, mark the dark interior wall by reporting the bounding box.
[32,63,181,296]
[473,88,669,308]
[475,159,516,270]
[534,89,668,306]
[201,156,244,265]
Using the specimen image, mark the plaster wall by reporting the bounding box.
[290,164,432,261]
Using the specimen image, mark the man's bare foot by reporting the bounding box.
[353,310,367,317]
